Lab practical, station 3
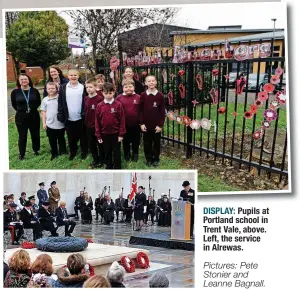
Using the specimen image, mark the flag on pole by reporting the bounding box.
[129,173,137,201]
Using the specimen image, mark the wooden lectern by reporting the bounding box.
[170,200,191,241]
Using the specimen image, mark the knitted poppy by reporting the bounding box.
[262,120,271,129]
[250,105,258,114]
[244,111,253,119]
[218,107,226,114]
[178,70,185,77]
[263,83,275,93]
[254,99,263,107]
[212,69,219,76]
[258,91,269,101]
[190,120,201,130]
[253,130,262,140]
[275,67,284,76]
[269,100,279,110]
[183,116,192,126]
[141,71,147,77]
[276,91,286,104]
[263,109,277,121]
[270,75,280,85]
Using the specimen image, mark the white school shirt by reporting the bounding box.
[66,82,84,121]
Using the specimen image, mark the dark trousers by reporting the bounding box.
[8,224,24,243]
[74,206,81,218]
[102,134,121,169]
[116,209,125,221]
[143,130,161,162]
[66,119,88,157]
[40,220,57,235]
[125,208,133,222]
[86,127,104,163]
[123,126,140,158]
[145,210,155,223]
[25,223,42,240]
[16,113,40,157]
[46,127,67,156]
[95,207,103,220]
[60,221,76,235]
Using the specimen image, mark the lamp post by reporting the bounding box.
[271,18,277,57]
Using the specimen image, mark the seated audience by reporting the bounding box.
[158,195,172,227]
[53,253,89,288]
[115,193,125,222]
[28,254,56,288]
[95,193,104,222]
[38,201,58,237]
[83,274,111,288]
[74,191,84,220]
[55,201,76,237]
[149,273,169,288]
[103,194,115,225]
[4,202,24,245]
[16,192,27,210]
[124,195,133,223]
[20,200,42,241]
[81,192,93,224]
[28,196,39,217]
[145,195,156,225]
[4,249,31,288]
[107,261,126,288]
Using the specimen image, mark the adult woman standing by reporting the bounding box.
[43,66,68,98]
[11,74,41,160]
[118,66,145,95]
[48,181,60,213]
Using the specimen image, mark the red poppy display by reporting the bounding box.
[244,111,254,119]
[192,99,198,107]
[141,71,148,77]
[178,70,185,77]
[250,105,258,114]
[120,256,136,273]
[270,75,280,85]
[212,69,219,76]
[262,120,271,129]
[183,116,192,126]
[275,67,284,76]
[178,83,186,99]
[269,100,279,110]
[218,107,226,114]
[253,130,262,140]
[136,252,150,269]
[276,91,286,104]
[195,74,203,90]
[21,241,36,249]
[258,91,269,101]
[263,83,275,93]
[254,99,263,107]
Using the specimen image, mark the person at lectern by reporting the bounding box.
[158,195,172,227]
[180,180,195,238]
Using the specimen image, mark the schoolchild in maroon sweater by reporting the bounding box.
[140,75,165,167]
[84,78,105,168]
[116,79,141,162]
[95,74,105,98]
[95,82,126,169]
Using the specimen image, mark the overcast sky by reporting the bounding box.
[59,2,287,54]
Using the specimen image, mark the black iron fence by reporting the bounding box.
[96,42,288,181]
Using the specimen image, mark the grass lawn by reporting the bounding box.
[8,121,238,192]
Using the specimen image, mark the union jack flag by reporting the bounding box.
[129,173,137,202]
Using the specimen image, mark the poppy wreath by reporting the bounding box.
[136,252,150,269]
[120,256,136,273]
[61,263,95,277]
[21,241,36,249]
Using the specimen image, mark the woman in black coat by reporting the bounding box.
[81,192,93,224]
[43,66,68,98]
[103,195,115,225]
[158,196,172,227]
[11,74,41,160]
[117,67,145,95]
[133,186,147,231]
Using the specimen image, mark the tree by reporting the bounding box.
[64,8,179,73]
[6,11,70,81]
[5,12,20,78]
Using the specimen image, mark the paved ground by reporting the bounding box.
[5,218,194,288]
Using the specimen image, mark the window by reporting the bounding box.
[6,56,9,61]
[20,69,26,73]
[273,53,280,57]
[273,45,280,51]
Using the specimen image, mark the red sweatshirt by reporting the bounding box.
[140,90,165,130]
[116,93,140,127]
[84,94,104,128]
[95,99,126,140]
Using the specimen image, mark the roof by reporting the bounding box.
[184,30,285,48]
[118,23,197,36]
[208,25,242,30]
[170,28,284,35]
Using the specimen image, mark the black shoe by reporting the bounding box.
[34,151,39,156]
[69,154,76,161]
[146,161,152,167]
[95,162,104,168]
[19,155,24,160]
[132,155,139,162]
[51,155,58,161]
[153,161,159,167]
[81,153,88,160]
[89,161,97,168]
